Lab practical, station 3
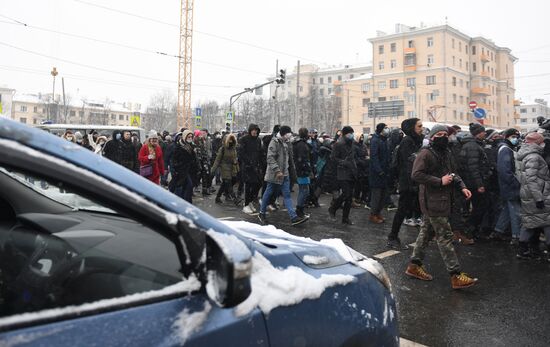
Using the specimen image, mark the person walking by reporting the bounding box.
[353,133,370,206]
[293,127,313,218]
[212,134,242,205]
[119,130,138,173]
[369,123,391,223]
[388,118,423,249]
[258,125,308,226]
[517,132,550,261]
[328,126,357,225]
[138,130,165,185]
[405,125,478,289]
[171,130,196,203]
[238,124,264,214]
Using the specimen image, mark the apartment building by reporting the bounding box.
[515,98,550,132]
[345,23,517,132]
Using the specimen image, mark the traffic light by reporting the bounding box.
[276,69,286,84]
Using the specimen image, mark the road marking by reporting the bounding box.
[217,216,235,220]
[374,250,401,259]
[400,337,428,347]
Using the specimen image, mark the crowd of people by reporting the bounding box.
[60,118,550,289]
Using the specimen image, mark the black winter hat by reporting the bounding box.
[279,125,292,136]
[376,123,387,134]
[469,122,486,136]
[503,128,520,139]
[272,125,281,135]
[342,126,354,135]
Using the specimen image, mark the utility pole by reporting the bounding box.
[177,0,194,130]
[295,60,300,131]
[62,77,67,123]
[50,67,58,123]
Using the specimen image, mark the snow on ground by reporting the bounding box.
[172,301,212,345]
[234,252,355,317]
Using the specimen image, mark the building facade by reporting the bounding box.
[345,23,517,132]
[0,87,15,119]
[515,98,550,132]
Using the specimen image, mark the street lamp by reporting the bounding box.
[51,67,58,123]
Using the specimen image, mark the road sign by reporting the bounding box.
[195,115,202,128]
[130,113,141,127]
[367,100,405,118]
[226,111,234,121]
[473,108,486,119]
[469,101,478,109]
[195,107,202,117]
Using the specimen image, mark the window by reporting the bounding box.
[427,93,436,102]
[452,77,457,86]
[459,59,462,68]
[378,97,387,102]
[472,46,476,55]
[363,113,369,123]
[111,114,116,120]
[391,43,396,52]
[391,60,397,68]
[407,78,416,87]
[379,45,384,54]
[520,108,527,113]
[465,45,469,54]
[338,75,342,81]
[19,117,27,123]
[379,61,384,70]
[79,111,84,117]
[460,79,464,88]
[482,47,485,55]
[453,110,457,119]
[506,64,509,73]
[466,62,469,71]
[473,62,477,72]
[407,94,416,104]
[378,81,386,90]
[349,74,354,79]
[427,37,434,47]
[390,79,398,88]
[408,40,414,48]
[20,105,27,112]
[426,75,436,85]
[460,95,464,104]
[328,76,332,83]
[404,54,416,66]
[452,56,456,66]
[319,89,324,96]
[362,98,370,107]
[33,106,38,113]
[119,114,125,120]
[532,108,537,113]
[491,52,494,61]
[328,88,332,95]
[453,94,457,103]
[521,118,527,123]
[466,81,470,88]
[507,95,510,104]
[70,110,76,117]
[407,111,416,118]
[312,78,316,84]
[427,55,434,65]
[33,119,38,125]
[361,83,370,92]
[299,86,303,92]
[390,96,400,101]
[459,42,462,52]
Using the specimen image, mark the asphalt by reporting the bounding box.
[193,189,550,347]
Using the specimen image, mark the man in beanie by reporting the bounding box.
[406,124,478,289]
[458,122,491,239]
[369,123,391,223]
[328,126,357,224]
[259,125,309,226]
[493,128,522,243]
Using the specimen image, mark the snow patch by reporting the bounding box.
[302,255,329,265]
[0,327,68,347]
[172,301,212,345]
[206,229,252,262]
[0,275,201,328]
[234,252,355,317]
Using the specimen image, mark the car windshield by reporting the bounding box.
[1,167,116,214]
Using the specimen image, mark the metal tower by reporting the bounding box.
[177,0,194,130]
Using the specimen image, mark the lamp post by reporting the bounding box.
[51,67,58,123]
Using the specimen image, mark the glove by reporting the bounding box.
[536,201,545,209]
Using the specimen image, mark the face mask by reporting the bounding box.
[449,135,457,142]
[382,128,390,137]
[66,136,73,141]
[284,133,292,141]
[307,139,312,144]
[432,136,449,149]
[115,133,122,140]
[346,133,354,141]
[510,138,519,146]
[186,138,193,144]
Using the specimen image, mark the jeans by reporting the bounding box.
[297,184,310,209]
[371,187,388,215]
[494,199,522,238]
[260,176,297,219]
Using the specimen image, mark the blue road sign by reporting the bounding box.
[195,108,202,117]
[474,108,486,119]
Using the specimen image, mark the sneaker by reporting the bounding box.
[364,203,371,210]
[342,219,354,225]
[405,263,433,281]
[387,238,409,250]
[242,205,254,214]
[403,218,417,227]
[267,204,277,212]
[291,215,309,226]
[328,207,337,222]
[386,203,397,211]
[258,213,268,225]
[509,237,519,246]
[453,231,475,245]
[248,203,257,213]
[451,272,478,289]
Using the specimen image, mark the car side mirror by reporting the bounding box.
[205,231,252,308]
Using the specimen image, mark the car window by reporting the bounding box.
[0,167,184,318]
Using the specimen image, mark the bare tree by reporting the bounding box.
[144,90,177,132]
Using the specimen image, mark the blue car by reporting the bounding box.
[0,118,398,346]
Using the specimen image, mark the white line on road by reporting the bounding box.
[217,217,235,220]
[400,337,428,347]
[374,250,401,259]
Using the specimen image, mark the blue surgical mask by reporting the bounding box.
[115,133,122,140]
[510,137,519,146]
[346,133,354,140]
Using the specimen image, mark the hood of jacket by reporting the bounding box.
[224,133,237,148]
[517,143,544,161]
[401,118,418,137]
[248,123,260,135]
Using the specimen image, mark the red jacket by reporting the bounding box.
[138,143,165,184]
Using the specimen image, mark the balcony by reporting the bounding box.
[404,65,417,71]
[480,53,490,62]
[472,87,491,95]
[404,47,416,54]
[480,70,490,78]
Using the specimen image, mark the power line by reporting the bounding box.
[70,0,327,64]
[0,16,269,76]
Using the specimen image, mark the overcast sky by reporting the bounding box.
[2,0,550,108]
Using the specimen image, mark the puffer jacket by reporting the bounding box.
[211,134,239,180]
[264,135,295,184]
[238,124,264,183]
[331,137,357,181]
[293,137,312,178]
[458,134,490,190]
[518,143,550,229]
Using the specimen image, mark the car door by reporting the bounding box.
[0,137,269,347]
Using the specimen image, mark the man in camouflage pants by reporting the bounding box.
[406,124,478,289]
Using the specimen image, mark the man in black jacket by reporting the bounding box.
[293,128,312,218]
[329,126,357,225]
[388,118,423,249]
[103,130,122,164]
[238,124,265,214]
[119,130,138,172]
[458,123,490,238]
